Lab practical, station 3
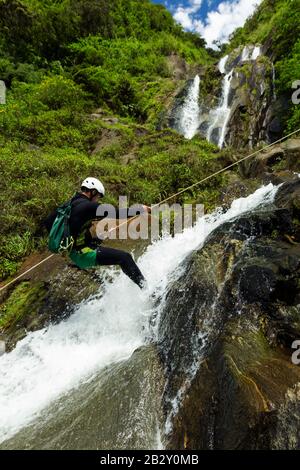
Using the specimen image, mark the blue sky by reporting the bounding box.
[151,0,261,48]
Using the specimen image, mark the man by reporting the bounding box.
[44,177,151,289]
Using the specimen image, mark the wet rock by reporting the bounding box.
[219,173,251,207]
[269,384,300,449]
[0,254,102,351]
[239,264,277,303]
[275,178,300,212]
[264,95,290,143]
[158,180,300,449]
[241,139,300,180]
[225,57,274,148]
[0,345,165,450]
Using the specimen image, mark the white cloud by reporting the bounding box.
[172,0,262,49]
[174,7,194,29]
[173,1,203,30]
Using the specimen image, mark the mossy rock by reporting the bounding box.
[0,280,47,331]
[0,254,102,350]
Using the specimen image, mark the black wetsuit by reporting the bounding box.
[44,192,146,288]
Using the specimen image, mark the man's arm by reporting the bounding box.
[115,205,151,219]
[94,204,151,221]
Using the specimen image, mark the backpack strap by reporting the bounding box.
[60,194,79,247]
[61,195,89,247]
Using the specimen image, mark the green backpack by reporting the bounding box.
[48,195,76,254]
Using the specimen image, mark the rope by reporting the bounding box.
[1,127,299,293]
[0,254,55,293]
[106,126,300,232]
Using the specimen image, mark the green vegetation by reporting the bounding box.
[276,38,300,131]
[228,0,300,131]
[0,0,299,284]
[0,0,216,281]
[0,281,46,330]
[0,0,209,124]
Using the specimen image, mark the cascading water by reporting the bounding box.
[157,182,282,436]
[0,182,281,449]
[206,55,233,148]
[241,45,251,61]
[241,45,261,62]
[251,45,261,60]
[218,54,228,74]
[177,75,200,140]
[217,69,234,148]
[206,45,262,148]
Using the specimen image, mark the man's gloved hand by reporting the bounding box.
[84,228,104,249]
[85,238,103,250]
[142,205,151,214]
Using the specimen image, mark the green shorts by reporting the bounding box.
[69,247,98,270]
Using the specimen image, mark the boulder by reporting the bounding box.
[157,179,300,449]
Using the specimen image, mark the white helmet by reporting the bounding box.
[81,177,105,196]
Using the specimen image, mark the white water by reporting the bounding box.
[178,75,200,139]
[161,182,281,435]
[0,183,280,444]
[207,54,233,148]
[241,45,251,61]
[218,55,228,74]
[206,45,261,148]
[206,72,234,148]
[251,45,261,60]
[241,45,261,62]
[217,69,234,148]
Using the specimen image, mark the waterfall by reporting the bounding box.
[251,45,261,60]
[241,45,260,62]
[177,75,200,140]
[217,69,234,148]
[206,45,262,148]
[206,55,234,148]
[0,182,281,448]
[241,45,251,61]
[159,182,281,436]
[218,54,228,74]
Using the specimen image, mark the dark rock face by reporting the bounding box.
[226,58,274,148]
[264,95,291,143]
[241,139,300,180]
[157,179,300,449]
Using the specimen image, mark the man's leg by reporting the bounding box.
[96,246,146,288]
